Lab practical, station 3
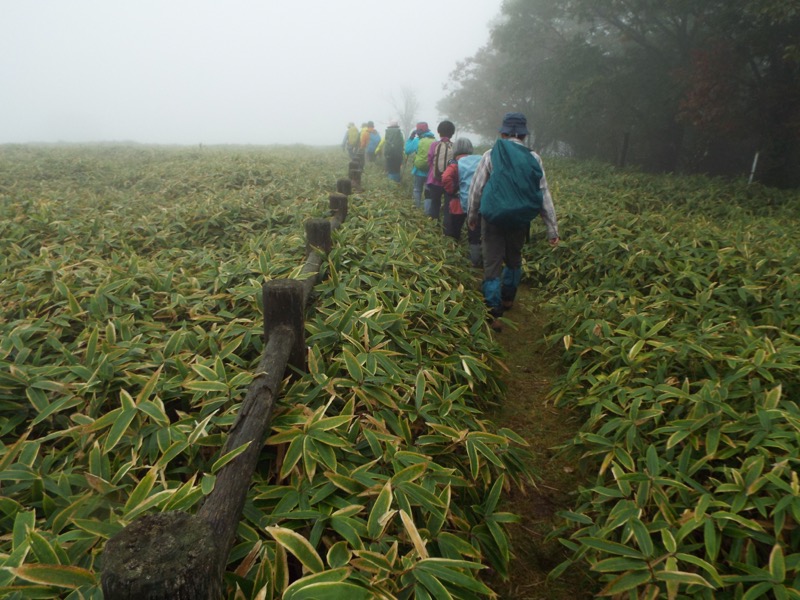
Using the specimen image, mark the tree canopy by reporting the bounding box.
[438,0,800,187]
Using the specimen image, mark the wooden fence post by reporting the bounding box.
[329,193,348,227]
[305,218,332,254]
[336,178,352,196]
[263,279,306,371]
[348,160,362,191]
[300,219,332,304]
[101,512,221,600]
[101,281,306,599]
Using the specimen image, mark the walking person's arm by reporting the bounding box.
[467,152,492,230]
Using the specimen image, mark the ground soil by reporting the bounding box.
[483,283,597,599]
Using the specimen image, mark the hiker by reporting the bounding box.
[404,122,435,209]
[468,112,559,331]
[356,122,369,166]
[343,122,359,159]
[441,137,482,266]
[383,120,405,182]
[366,122,381,163]
[424,120,455,220]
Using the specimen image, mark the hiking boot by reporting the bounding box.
[502,300,514,311]
[490,319,503,332]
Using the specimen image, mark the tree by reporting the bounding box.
[437,46,516,143]
[390,87,421,138]
[675,0,800,185]
[439,0,800,186]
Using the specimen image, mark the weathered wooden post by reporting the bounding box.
[329,192,348,228]
[300,218,332,306]
[262,279,306,371]
[336,178,352,196]
[101,280,306,599]
[348,160,362,191]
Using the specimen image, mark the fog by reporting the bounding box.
[1,0,502,146]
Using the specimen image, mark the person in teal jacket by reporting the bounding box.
[468,113,560,332]
[404,122,434,209]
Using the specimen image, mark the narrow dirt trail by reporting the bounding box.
[484,283,596,599]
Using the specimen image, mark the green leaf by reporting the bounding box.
[628,339,645,360]
[661,529,676,554]
[674,552,724,587]
[9,564,96,589]
[415,558,491,595]
[184,380,229,393]
[280,434,306,480]
[769,543,786,582]
[742,581,773,600]
[580,537,644,558]
[630,518,654,557]
[654,570,714,588]
[30,394,82,426]
[102,399,137,453]
[211,441,252,474]
[330,516,365,550]
[123,467,158,515]
[704,517,719,562]
[351,550,394,573]
[201,474,216,495]
[414,569,454,600]
[137,400,170,426]
[342,348,363,382]
[645,445,660,476]
[399,509,428,559]
[415,369,426,411]
[135,366,163,404]
[712,511,766,532]
[266,526,324,573]
[28,531,60,565]
[391,462,428,485]
[282,567,349,597]
[484,474,505,515]
[13,510,35,550]
[367,481,393,539]
[155,440,189,469]
[326,541,351,569]
[284,581,375,600]
[599,569,652,595]
[308,415,352,432]
[72,519,124,540]
[465,439,480,479]
[592,557,649,573]
[559,510,594,525]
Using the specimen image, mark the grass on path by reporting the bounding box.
[484,284,596,599]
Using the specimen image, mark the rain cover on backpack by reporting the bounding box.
[480,139,544,228]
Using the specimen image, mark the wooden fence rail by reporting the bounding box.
[100,187,350,599]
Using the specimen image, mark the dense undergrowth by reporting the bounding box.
[0,145,529,599]
[526,160,800,599]
[2,145,799,599]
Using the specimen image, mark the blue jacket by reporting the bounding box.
[367,130,381,154]
[457,155,481,212]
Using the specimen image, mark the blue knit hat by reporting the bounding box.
[498,112,529,136]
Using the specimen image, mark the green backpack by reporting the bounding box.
[414,137,434,172]
[480,139,544,228]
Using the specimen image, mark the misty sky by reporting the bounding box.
[1,0,503,146]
